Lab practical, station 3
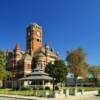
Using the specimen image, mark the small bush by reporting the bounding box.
[78,89,82,92]
[32,87,37,90]
[21,87,30,90]
[45,86,50,90]
[39,87,43,90]
[55,86,59,90]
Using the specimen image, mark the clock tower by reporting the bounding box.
[26,23,42,55]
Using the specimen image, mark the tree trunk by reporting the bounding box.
[53,77,55,91]
[74,75,78,87]
[94,78,98,87]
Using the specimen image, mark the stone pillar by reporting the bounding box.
[73,88,77,96]
[51,91,56,98]
[45,91,49,98]
[63,89,69,97]
[66,88,69,96]
[98,89,100,95]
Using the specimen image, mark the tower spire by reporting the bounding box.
[15,42,20,50]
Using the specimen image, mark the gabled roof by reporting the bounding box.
[41,48,58,57]
[33,47,58,58]
[35,52,45,57]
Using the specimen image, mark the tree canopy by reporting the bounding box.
[45,60,68,83]
[88,65,100,85]
[66,48,88,85]
[0,49,10,80]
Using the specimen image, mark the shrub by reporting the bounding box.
[32,87,37,90]
[21,87,30,90]
[55,86,59,90]
[39,87,43,90]
[45,86,50,90]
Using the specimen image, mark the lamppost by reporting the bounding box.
[51,61,55,91]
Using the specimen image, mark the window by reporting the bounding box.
[37,39,40,42]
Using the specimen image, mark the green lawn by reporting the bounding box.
[66,87,100,92]
[65,87,100,95]
[0,88,50,97]
[0,87,99,96]
[0,89,33,96]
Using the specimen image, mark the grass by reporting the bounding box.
[66,87,100,95]
[0,88,52,97]
[66,87,100,92]
[0,87,99,96]
[0,89,34,96]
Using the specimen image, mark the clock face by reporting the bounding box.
[36,31,40,37]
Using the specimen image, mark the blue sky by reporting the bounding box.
[0,0,100,65]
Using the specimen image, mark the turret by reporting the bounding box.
[6,48,10,58]
[45,42,49,50]
[15,42,20,50]
[14,43,21,61]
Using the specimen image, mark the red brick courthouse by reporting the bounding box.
[5,23,59,88]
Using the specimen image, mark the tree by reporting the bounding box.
[0,49,10,80]
[45,60,68,91]
[88,66,100,86]
[66,48,88,86]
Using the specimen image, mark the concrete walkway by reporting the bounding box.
[0,94,99,100]
[0,94,39,100]
[42,94,99,100]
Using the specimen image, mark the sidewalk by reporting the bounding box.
[0,94,39,100]
[0,94,97,100]
[42,94,98,100]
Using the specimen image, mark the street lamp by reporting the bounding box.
[51,60,55,97]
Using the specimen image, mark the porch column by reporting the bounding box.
[43,80,45,89]
[28,80,30,87]
[34,80,36,88]
[19,80,21,90]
